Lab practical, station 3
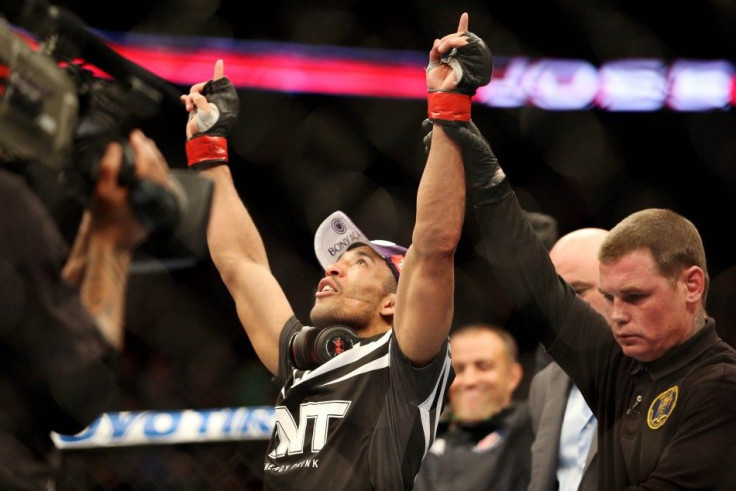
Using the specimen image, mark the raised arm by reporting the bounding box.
[393,13,492,365]
[181,61,292,375]
[437,58,615,394]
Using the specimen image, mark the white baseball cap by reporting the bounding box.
[314,211,406,279]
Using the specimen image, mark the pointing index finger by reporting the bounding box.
[457,12,468,33]
[213,59,224,80]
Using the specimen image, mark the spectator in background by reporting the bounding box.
[413,323,533,491]
[0,130,172,489]
[528,228,608,491]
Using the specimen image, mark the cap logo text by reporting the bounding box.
[327,231,361,257]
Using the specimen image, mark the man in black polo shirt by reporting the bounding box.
[441,118,736,488]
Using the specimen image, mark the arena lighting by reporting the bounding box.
[95,31,736,112]
[7,24,735,111]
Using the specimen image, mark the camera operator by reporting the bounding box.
[0,129,172,490]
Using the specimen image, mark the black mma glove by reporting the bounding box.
[426,31,493,126]
[422,118,433,154]
[445,121,507,192]
[186,77,240,169]
[422,118,505,190]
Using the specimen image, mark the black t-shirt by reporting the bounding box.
[263,316,453,490]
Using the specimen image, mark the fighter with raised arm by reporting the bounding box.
[180,12,493,489]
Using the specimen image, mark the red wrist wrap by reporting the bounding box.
[186,135,228,167]
[427,91,472,122]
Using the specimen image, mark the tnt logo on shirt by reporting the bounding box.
[268,401,351,458]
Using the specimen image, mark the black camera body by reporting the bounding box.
[0,5,213,269]
[69,64,183,235]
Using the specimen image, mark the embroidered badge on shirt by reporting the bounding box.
[647,385,678,430]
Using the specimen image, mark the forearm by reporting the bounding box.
[63,211,132,351]
[183,68,263,284]
[394,126,464,365]
[201,164,270,283]
[413,125,465,257]
[62,213,92,287]
[471,181,568,345]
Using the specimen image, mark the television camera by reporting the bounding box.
[0,0,213,269]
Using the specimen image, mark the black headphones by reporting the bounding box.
[289,325,359,370]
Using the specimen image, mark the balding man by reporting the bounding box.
[528,228,608,491]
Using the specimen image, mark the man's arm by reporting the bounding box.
[50,129,169,430]
[438,68,614,400]
[440,115,582,346]
[393,13,490,365]
[182,61,291,375]
[200,164,292,375]
[62,131,165,350]
[394,125,462,366]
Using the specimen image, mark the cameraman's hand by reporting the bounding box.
[89,129,170,249]
[61,129,170,350]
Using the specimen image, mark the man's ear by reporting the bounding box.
[682,266,705,304]
[509,362,523,392]
[380,293,397,317]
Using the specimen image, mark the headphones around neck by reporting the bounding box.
[289,325,359,370]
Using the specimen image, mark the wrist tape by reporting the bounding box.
[186,135,228,167]
[427,91,471,123]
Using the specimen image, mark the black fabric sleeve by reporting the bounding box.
[470,179,575,346]
[388,334,452,404]
[469,179,613,406]
[275,315,303,385]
